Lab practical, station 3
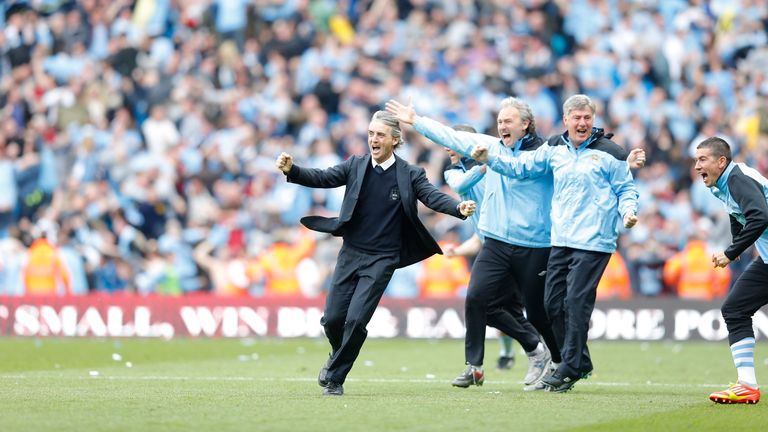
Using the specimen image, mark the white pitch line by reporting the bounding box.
[0,374,727,388]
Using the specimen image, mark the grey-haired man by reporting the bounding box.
[276,111,476,396]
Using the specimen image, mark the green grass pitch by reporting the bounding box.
[0,337,766,431]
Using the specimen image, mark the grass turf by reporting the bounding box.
[0,337,766,431]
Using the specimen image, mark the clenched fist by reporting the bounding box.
[276,152,293,173]
[628,148,646,169]
[471,145,489,163]
[458,200,477,217]
[623,213,638,229]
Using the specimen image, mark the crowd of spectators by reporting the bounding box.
[0,0,767,299]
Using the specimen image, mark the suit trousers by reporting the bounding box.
[464,238,551,366]
[321,244,399,385]
[545,246,610,378]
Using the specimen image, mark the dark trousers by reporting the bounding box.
[545,246,610,378]
[321,244,399,385]
[464,238,553,366]
[722,257,768,345]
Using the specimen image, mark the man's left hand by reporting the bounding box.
[623,213,638,228]
[712,252,732,268]
[628,148,646,169]
[458,200,476,217]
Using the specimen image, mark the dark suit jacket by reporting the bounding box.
[286,154,465,268]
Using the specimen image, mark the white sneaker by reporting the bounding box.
[523,344,551,385]
[523,363,557,391]
[523,380,548,391]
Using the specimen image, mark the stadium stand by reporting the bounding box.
[0,0,765,297]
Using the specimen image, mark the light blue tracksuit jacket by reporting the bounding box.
[444,157,485,238]
[485,129,639,254]
[415,117,552,248]
[710,161,768,261]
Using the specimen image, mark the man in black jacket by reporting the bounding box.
[276,110,476,396]
[696,137,768,405]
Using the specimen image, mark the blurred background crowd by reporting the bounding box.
[0,0,766,300]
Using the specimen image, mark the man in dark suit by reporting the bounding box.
[276,110,476,396]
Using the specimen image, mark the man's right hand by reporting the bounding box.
[385,97,417,125]
[471,145,489,163]
[712,251,733,268]
[276,152,293,173]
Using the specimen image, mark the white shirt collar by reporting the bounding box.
[372,154,396,171]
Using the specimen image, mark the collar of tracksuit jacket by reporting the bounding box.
[558,127,609,150]
[513,133,541,153]
[714,161,736,192]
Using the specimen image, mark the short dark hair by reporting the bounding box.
[696,137,732,164]
[451,124,477,133]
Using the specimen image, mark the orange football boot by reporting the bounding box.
[709,383,760,404]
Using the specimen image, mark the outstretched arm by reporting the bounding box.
[410,166,474,219]
[276,152,352,189]
[472,142,551,179]
[386,98,499,158]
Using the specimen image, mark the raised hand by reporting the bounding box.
[276,152,293,173]
[628,148,646,169]
[384,97,417,125]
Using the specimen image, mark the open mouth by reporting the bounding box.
[501,133,512,145]
[701,173,708,182]
[371,145,381,154]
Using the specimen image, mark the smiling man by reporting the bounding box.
[470,94,640,393]
[695,137,768,405]
[386,97,560,391]
[275,110,476,396]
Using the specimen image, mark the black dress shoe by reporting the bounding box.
[318,356,332,387]
[323,382,344,396]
